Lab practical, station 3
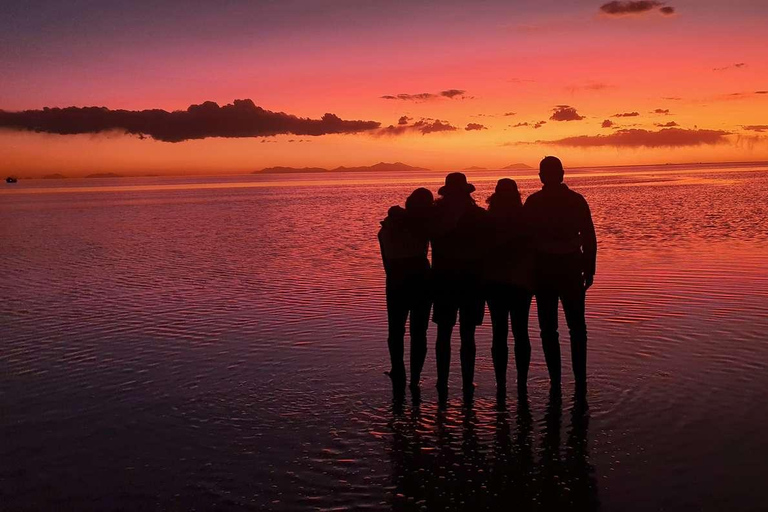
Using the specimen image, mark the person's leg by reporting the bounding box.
[432,280,458,396]
[458,322,477,392]
[536,290,561,387]
[435,322,453,392]
[487,284,510,389]
[510,288,533,390]
[562,285,588,390]
[408,285,431,387]
[386,285,408,391]
[458,287,484,393]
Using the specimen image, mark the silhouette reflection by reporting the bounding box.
[388,394,598,510]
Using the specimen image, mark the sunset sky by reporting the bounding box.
[1,0,767,176]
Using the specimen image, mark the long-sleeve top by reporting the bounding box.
[429,199,489,278]
[523,183,597,275]
[483,207,535,289]
[378,206,430,286]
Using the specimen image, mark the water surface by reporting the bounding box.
[2,163,768,510]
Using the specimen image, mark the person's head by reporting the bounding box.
[438,172,476,200]
[487,178,522,212]
[539,156,564,186]
[405,187,434,216]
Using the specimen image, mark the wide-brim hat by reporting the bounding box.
[438,172,476,196]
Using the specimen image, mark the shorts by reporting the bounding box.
[432,276,485,327]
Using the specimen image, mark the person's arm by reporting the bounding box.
[378,226,392,276]
[579,198,597,288]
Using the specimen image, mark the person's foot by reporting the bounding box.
[437,383,449,408]
[462,382,476,403]
[385,370,406,397]
[495,384,507,408]
[575,379,587,397]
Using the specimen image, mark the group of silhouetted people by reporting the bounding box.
[379,156,597,402]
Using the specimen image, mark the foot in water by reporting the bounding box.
[385,370,406,398]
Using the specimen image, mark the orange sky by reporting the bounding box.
[1,0,767,176]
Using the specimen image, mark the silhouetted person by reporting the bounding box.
[379,188,434,396]
[430,173,488,400]
[524,156,597,393]
[484,178,534,397]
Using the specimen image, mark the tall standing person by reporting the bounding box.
[524,157,597,394]
[430,173,488,402]
[378,188,435,397]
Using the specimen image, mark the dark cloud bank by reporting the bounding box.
[0,99,381,142]
[538,128,730,147]
[380,89,468,101]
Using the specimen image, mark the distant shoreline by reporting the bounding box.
[8,160,768,180]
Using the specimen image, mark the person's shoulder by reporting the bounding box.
[523,189,544,205]
[564,186,590,206]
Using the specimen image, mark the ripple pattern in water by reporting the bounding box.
[2,163,768,511]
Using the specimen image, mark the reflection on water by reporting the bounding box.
[388,392,597,511]
[2,163,768,510]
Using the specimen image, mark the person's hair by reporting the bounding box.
[487,179,522,213]
[405,187,434,213]
[539,155,564,185]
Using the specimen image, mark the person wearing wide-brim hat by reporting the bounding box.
[430,172,489,402]
[437,172,476,196]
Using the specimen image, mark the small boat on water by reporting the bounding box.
[6,177,18,183]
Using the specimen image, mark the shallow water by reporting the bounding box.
[2,163,768,511]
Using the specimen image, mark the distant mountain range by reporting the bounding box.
[463,163,533,171]
[255,162,430,174]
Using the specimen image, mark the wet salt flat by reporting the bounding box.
[2,163,768,511]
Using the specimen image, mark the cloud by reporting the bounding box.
[655,121,679,127]
[416,119,458,134]
[534,121,547,129]
[503,112,517,116]
[612,111,640,117]
[536,128,730,148]
[378,118,458,136]
[599,1,675,16]
[662,97,682,101]
[380,89,468,102]
[713,63,746,72]
[511,122,529,128]
[465,123,487,131]
[550,105,585,121]
[652,108,671,114]
[602,119,615,128]
[567,82,613,94]
[440,89,466,99]
[0,99,381,142]
[743,125,768,133]
[398,115,412,125]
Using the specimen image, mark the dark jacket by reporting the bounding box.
[484,205,534,290]
[523,183,597,276]
[429,197,489,279]
[378,206,430,286]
